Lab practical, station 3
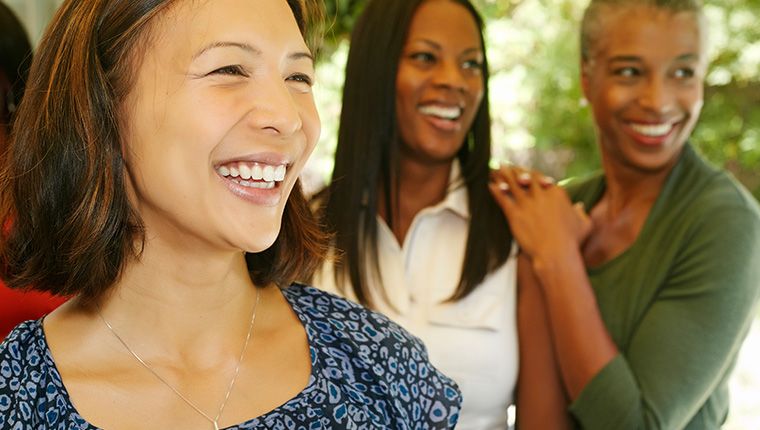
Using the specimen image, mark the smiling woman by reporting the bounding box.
[0,0,461,428]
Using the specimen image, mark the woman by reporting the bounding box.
[491,0,760,428]
[0,1,68,340]
[313,0,516,428]
[0,0,461,428]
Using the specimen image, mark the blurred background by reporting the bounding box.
[4,0,759,427]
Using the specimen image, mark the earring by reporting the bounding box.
[7,88,16,115]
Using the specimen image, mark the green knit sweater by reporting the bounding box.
[565,145,760,429]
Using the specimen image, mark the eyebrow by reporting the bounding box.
[193,41,314,64]
[608,53,700,63]
[410,38,483,56]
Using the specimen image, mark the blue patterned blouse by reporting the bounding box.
[0,285,461,429]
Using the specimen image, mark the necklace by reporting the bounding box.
[99,290,261,430]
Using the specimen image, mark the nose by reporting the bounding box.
[638,76,675,116]
[431,59,467,93]
[246,76,302,137]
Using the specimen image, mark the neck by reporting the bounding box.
[96,236,261,358]
[599,149,679,216]
[379,157,453,244]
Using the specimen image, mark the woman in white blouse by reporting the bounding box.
[312,0,517,428]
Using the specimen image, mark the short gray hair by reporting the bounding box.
[580,0,704,61]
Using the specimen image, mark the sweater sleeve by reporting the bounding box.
[569,203,760,429]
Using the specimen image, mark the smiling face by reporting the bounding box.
[582,5,707,174]
[121,0,320,254]
[395,0,485,166]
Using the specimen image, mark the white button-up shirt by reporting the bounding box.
[314,164,518,430]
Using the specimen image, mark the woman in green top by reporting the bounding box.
[490,0,760,428]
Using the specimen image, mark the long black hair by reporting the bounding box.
[317,0,512,307]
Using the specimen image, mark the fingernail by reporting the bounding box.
[541,176,556,185]
[518,172,532,183]
[498,182,510,192]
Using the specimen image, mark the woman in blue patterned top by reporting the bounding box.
[0,0,461,429]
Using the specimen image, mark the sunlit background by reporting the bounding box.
[4,0,759,427]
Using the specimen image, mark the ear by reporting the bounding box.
[580,58,591,100]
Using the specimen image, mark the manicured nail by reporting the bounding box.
[498,182,510,192]
[540,176,556,186]
[518,172,532,183]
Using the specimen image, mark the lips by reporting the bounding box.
[623,120,680,147]
[418,103,464,132]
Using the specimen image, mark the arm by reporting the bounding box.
[515,253,573,430]
[489,169,617,400]
[491,170,760,429]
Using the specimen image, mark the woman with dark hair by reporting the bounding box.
[492,0,760,428]
[0,1,68,339]
[313,0,516,427]
[0,0,461,428]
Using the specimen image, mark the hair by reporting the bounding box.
[0,0,327,303]
[0,2,32,129]
[581,0,704,61]
[316,0,512,307]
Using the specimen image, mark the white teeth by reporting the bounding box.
[251,164,263,180]
[418,105,462,120]
[629,123,673,137]
[262,165,275,182]
[216,162,288,184]
[233,179,275,189]
[238,164,252,180]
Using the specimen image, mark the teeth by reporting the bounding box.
[262,165,274,182]
[629,123,673,137]
[418,105,462,120]
[216,162,288,184]
[233,179,275,189]
[238,164,252,180]
[251,164,263,180]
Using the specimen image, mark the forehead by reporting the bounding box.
[406,0,481,48]
[593,5,704,59]
[147,0,307,56]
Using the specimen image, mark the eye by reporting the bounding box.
[673,67,695,79]
[462,59,483,71]
[614,67,640,78]
[287,73,314,87]
[208,65,248,77]
[409,52,436,64]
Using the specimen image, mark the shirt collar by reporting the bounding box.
[430,160,470,220]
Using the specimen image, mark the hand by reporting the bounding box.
[489,165,592,260]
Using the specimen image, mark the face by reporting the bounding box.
[121,0,320,254]
[395,0,485,166]
[582,5,707,173]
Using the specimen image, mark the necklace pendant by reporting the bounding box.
[214,422,220,430]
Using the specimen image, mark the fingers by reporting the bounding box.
[491,164,555,200]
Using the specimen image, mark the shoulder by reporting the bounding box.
[562,171,604,205]
[0,320,69,427]
[283,284,462,428]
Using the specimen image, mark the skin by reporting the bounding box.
[42,0,319,428]
[382,0,484,244]
[489,6,706,427]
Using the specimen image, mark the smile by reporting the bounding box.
[418,104,463,121]
[628,122,675,137]
[216,161,287,190]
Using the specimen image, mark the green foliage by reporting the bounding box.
[316,0,760,199]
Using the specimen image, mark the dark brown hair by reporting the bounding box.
[0,0,327,303]
[581,0,703,61]
[316,0,512,307]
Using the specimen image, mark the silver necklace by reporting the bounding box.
[99,290,261,430]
